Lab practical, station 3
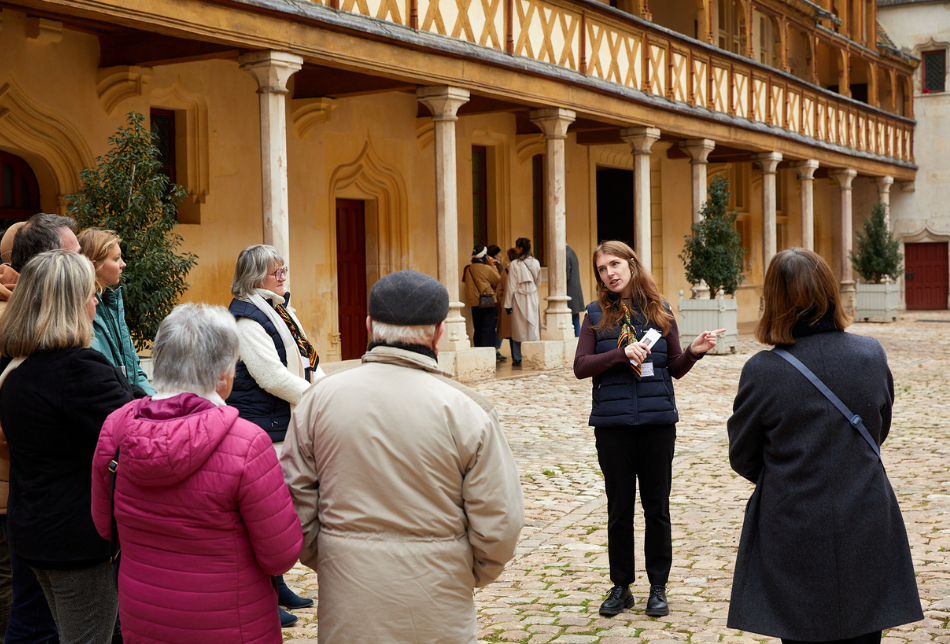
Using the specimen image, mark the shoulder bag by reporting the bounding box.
[772,348,881,462]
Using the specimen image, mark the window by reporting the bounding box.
[0,151,41,223]
[150,109,177,185]
[922,50,946,94]
[472,146,488,249]
[718,0,742,55]
[532,154,545,266]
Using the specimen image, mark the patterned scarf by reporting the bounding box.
[617,299,641,378]
[274,302,319,370]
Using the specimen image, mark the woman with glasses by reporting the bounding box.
[227,244,322,627]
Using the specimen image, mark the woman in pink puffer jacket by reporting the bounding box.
[91,303,303,644]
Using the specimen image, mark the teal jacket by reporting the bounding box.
[91,286,156,396]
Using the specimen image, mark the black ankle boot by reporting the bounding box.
[599,584,634,616]
[276,574,314,609]
[645,584,669,616]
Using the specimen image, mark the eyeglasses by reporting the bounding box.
[269,267,289,280]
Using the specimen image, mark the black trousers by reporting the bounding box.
[595,424,676,586]
[471,306,497,348]
[782,634,881,644]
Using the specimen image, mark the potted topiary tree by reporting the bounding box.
[677,175,745,354]
[851,201,902,322]
[67,112,198,363]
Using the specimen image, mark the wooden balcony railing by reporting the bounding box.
[318,0,914,163]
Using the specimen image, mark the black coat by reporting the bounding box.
[565,245,585,315]
[0,348,133,568]
[727,330,922,639]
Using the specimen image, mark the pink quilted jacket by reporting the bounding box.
[91,394,303,644]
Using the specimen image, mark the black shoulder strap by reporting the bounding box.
[772,348,881,461]
[109,446,121,566]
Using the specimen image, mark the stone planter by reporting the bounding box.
[677,289,738,354]
[855,279,899,322]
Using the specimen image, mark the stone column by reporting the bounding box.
[620,127,661,271]
[239,51,303,265]
[530,108,576,341]
[876,175,894,227]
[831,169,858,315]
[753,152,783,271]
[793,160,819,251]
[417,86,471,352]
[679,139,715,224]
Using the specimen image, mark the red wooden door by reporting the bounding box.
[336,199,368,360]
[905,242,949,310]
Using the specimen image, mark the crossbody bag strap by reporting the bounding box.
[109,446,121,567]
[772,348,881,461]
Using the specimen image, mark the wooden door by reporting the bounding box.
[336,199,368,360]
[905,242,949,310]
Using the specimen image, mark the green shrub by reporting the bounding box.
[679,175,746,296]
[67,112,198,351]
[849,201,903,284]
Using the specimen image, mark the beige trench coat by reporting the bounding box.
[503,256,542,342]
[281,346,525,643]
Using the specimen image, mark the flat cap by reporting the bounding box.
[369,270,449,326]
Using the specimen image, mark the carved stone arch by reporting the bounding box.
[515,134,544,164]
[150,76,210,222]
[0,80,94,214]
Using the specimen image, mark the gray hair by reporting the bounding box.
[231,244,283,300]
[152,303,240,395]
[370,320,438,346]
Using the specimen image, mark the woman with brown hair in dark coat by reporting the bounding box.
[727,248,922,644]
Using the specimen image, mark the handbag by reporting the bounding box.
[772,348,881,461]
[109,446,121,587]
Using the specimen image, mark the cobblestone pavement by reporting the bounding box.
[282,310,950,643]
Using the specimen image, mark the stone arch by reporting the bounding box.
[0,80,94,213]
[515,134,544,164]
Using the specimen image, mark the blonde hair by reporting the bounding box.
[0,250,96,356]
[232,245,284,300]
[78,227,122,295]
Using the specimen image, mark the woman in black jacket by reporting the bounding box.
[573,240,722,618]
[0,250,133,644]
[727,249,922,644]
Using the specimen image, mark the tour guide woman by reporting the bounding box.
[573,240,723,618]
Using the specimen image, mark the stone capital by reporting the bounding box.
[830,168,858,190]
[875,176,894,194]
[679,139,716,164]
[753,152,783,174]
[792,159,819,180]
[239,51,304,94]
[529,108,576,139]
[620,126,661,154]
[416,86,470,121]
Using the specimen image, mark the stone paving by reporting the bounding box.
[282,310,950,642]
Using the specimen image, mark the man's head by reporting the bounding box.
[10,213,80,271]
[366,270,449,351]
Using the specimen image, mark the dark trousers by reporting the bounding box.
[595,424,676,587]
[471,307,497,348]
[4,554,58,644]
[782,633,881,644]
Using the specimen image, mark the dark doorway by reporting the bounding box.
[336,199,368,360]
[596,167,634,246]
[0,151,41,229]
[905,242,948,310]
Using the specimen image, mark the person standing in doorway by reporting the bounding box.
[462,245,500,350]
[566,244,584,337]
[573,240,723,618]
[503,238,541,367]
[487,245,507,363]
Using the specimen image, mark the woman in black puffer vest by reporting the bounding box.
[573,241,723,619]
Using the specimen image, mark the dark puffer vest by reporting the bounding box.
[586,300,679,428]
[226,295,291,442]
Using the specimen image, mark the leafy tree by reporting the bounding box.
[850,201,903,284]
[679,175,746,296]
[67,112,198,351]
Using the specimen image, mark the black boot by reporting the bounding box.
[599,584,634,617]
[276,574,314,609]
[279,606,298,628]
[645,584,669,617]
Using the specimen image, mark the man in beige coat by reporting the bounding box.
[281,270,524,643]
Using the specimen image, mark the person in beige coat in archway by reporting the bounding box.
[281,270,525,644]
[503,237,542,366]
